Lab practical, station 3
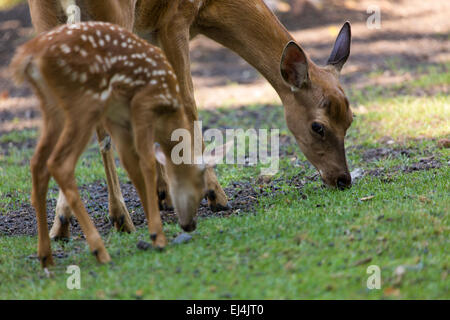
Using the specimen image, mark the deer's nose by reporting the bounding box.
[337,174,352,190]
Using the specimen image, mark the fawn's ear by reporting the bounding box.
[201,140,234,169]
[280,41,310,90]
[154,143,167,166]
[327,21,351,72]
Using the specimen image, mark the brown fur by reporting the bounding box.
[12,22,208,267]
[27,0,354,218]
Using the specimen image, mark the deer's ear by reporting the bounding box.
[280,41,310,89]
[327,21,351,72]
[154,143,167,166]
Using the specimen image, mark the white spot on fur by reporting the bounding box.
[88,35,97,48]
[79,72,87,83]
[60,44,71,54]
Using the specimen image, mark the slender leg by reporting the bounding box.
[28,0,61,34]
[129,111,167,248]
[156,162,173,210]
[49,191,72,240]
[31,111,64,268]
[95,125,135,232]
[50,127,134,237]
[104,122,149,218]
[47,115,110,264]
[158,21,229,211]
[105,120,165,248]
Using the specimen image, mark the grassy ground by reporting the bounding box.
[0,62,448,299]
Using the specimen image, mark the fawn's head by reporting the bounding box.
[280,22,353,189]
[154,141,230,232]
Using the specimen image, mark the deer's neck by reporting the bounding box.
[200,1,296,102]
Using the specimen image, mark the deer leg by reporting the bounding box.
[31,115,63,268]
[49,191,73,240]
[47,117,110,264]
[156,162,173,210]
[95,125,135,233]
[158,22,230,212]
[105,120,165,248]
[130,116,166,249]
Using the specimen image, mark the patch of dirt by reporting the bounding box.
[364,155,444,179]
[403,156,443,173]
[0,178,271,237]
[362,147,413,162]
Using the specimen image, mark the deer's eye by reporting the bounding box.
[311,122,325,137]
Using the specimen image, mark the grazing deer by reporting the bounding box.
[11,21,226,268]
[27,0,353,239]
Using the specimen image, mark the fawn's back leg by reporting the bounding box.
[31,106,64,268]
[26,66,65,268]
[50,125,134,238]
[47,101,110,264]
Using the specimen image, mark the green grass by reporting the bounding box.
[0,65,449,299]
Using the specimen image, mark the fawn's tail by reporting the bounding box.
[10,46,34,86]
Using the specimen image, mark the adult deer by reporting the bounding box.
[11,21,227,268]
[27,0,353,237]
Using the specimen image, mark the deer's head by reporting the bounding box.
[280,22,353,189]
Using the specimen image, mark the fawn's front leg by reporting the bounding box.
[157,21,230,212]
[106,120,166,249]
[130,113,167,249]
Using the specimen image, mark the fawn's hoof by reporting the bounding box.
[150,233,167,251]
[206,189,231,212]
[39,254,55,269]
[92,247,111,264]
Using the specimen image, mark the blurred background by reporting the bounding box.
[0,0,448,131]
